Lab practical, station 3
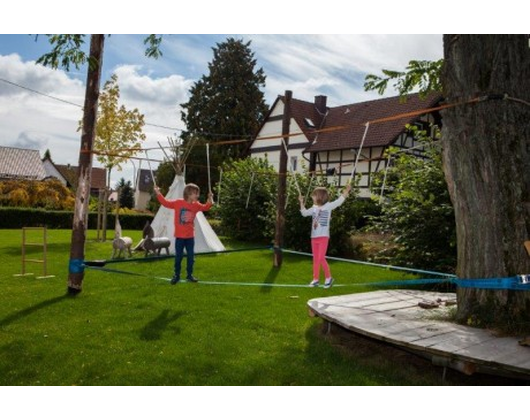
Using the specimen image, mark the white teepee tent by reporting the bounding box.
[150,175,225,254]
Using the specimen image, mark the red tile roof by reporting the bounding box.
[252,95,326,148]
[288,97,326,143]
[56,164,107,190]
[305,93,442,152]
[0,146,47,180]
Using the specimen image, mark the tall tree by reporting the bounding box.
[115,177,135,209]
[442,35,530,331]
[180,38,268,191]
[37,34,162,295]
[86,73,146,240]
[92,73,146,188]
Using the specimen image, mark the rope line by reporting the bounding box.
[84,246,272,267]
[280,249,456,278]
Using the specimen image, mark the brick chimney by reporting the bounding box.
[314,95,327,115]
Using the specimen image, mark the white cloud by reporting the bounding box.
[0,54,85,164]
[249,34,443,106]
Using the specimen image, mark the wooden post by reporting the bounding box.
[96,188,104,241]
[273,90,292,267]
[68,34,105,296]
[115,187,121,228]
[102,185,109,242]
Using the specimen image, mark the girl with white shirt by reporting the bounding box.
[299,184,351,288]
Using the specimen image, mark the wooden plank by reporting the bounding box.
[339,296,412,309]
[307,290,530,380]
[361,300,419,312]
[495,349,530,369]
[454,336,529,362]
[425,329,496,353]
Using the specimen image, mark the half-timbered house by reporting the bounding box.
[249,92,442,198]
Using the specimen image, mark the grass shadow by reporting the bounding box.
[260,267,280,294]
[139,309,185,341]
[0,295,68,328]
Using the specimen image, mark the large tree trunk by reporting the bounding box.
[67,35,105,295]
[441,35,530,332]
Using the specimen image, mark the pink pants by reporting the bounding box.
[311,237,331,280]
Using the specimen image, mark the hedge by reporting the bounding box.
[0,207,155,230]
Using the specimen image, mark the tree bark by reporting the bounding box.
[273,90,292,267]
[67,35,105,295]
[441,35,530,331]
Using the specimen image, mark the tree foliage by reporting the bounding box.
[115,177,135,209]
[180,38,268,191]
[364,59,443,99]
[370,126,456,272]
[217,157,277,242]
[87,73,146,187]
[36,34,163,71]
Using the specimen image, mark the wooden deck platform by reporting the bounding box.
[308,290,530,380]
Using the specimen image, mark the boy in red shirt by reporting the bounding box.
[154,183,213,284]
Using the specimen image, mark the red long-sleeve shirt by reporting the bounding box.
[156,194,212,239]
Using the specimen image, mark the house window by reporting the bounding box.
[290,156,298,172]
[304,118,315,128]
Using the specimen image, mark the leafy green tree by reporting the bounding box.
[115,177,134,209]
[90,73,147,188]
[364,59,443,99]
[371,126,456,272]
[180,38,268,191]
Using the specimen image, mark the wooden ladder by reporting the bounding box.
[13,227,55,279]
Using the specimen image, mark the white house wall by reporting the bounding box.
[42,159,67,185]
[250,100,309,172]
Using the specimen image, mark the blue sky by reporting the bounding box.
[0,34,445,186]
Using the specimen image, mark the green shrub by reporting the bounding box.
[216,157,276,242]
[370,128,456,272]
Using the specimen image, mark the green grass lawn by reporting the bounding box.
[0,228,503,386]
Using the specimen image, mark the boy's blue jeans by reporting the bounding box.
[174,237,195,279]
